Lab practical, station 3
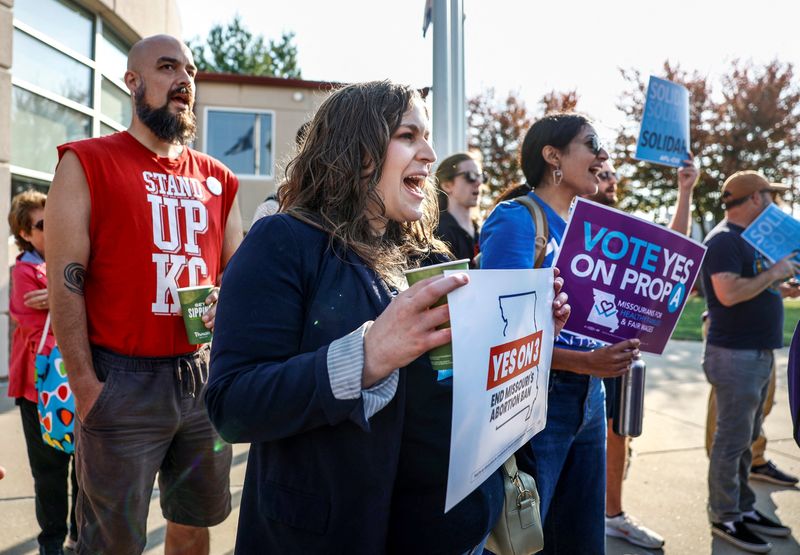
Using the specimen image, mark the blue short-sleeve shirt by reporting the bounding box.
[480,191,602,351]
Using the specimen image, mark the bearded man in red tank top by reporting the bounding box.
[46,35,243,555]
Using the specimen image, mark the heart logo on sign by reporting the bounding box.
[600,300,615,314]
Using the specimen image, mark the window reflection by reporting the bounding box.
[100,123,120,137]
[11,0,132,185]
[259,116,274,176]
[14,0,93,57]
[11,87,91,174]
[207,110,274,177]
[12,176,50,198]
[101,78,132,127]
[13,30,93,106]
[98,27,129,84]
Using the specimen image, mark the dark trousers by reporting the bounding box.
[18,397,78,548]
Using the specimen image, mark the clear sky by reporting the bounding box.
[177,0,800,140]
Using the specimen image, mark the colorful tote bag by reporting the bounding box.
[35,313,75,454]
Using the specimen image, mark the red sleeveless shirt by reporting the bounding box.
[57,131,239,357]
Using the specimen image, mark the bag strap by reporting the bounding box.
[513,194,549,269]
[502,454,535,506]
[502,454,519,477]
[36,313,51,355]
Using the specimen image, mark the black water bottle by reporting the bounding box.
[612,355,646,437]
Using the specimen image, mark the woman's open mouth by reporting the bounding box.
[403,175,426,199]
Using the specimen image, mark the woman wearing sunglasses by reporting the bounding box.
[435,153,485,267]
[480,113,640,554]
[8,190,77,555]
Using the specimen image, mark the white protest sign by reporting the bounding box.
[443,269,555,511]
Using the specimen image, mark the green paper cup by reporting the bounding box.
[403,259,470,374]
[177,285,215,345]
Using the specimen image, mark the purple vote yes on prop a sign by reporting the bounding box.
[553,199,707,354]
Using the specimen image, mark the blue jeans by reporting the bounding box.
[703,343,772,523]
[526,371,607,554]
[465,534,489,555]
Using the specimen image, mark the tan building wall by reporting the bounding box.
[194,75,335,228]
[76,0,181,44]
[0,0,180,378]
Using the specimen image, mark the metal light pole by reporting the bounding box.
[432,0,453,160]
[450,0,466,152]
[427,0,466,163]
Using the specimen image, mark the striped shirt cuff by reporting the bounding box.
[362,368,399,419]
[327,321,399,420]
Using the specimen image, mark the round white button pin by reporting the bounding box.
[205,176,222,196]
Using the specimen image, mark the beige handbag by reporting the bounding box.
[485,455,544,555]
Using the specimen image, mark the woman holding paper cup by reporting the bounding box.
[206,81,571,553]
[480,113,640,554]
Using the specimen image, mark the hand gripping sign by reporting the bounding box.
[554,199,706,354]
[443,269,555,511]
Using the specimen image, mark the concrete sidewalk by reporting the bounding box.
[1,339,798,554]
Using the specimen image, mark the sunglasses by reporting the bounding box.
[597,171,619,182]
[32,220,44,231]
[40,383,71,408]
[453,170,488,184]
[585,136,604,156]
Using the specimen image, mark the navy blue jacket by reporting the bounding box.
[207,214,502,554]
[207,214,404,554]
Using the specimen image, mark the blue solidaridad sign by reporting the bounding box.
[742,204,800,279]
[635,76,690,168]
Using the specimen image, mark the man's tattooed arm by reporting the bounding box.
[63,263,86,296]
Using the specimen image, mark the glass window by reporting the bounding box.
[206,110,274,176]
[98,27,129,83]
[12,29,93,106]
[12,176,50,198]
[101,78,131,127]
[11,86,91,174]
[100,123,120,137]
[14,0,93,58]
[259,114,274,176]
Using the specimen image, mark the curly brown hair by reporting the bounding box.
[9,189,46,252]
[279,80,447,278]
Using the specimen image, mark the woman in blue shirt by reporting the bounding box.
[481,113,640,554]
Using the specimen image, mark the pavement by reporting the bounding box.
[1,339,798,555]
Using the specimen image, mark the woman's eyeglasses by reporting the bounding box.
[33,220,44,231]
[585,136,604,156]
[453,170,488,184]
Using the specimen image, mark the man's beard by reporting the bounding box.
[589,189,617,207]
[135,83,196,145]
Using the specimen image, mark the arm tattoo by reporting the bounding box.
[64,263,87,296]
